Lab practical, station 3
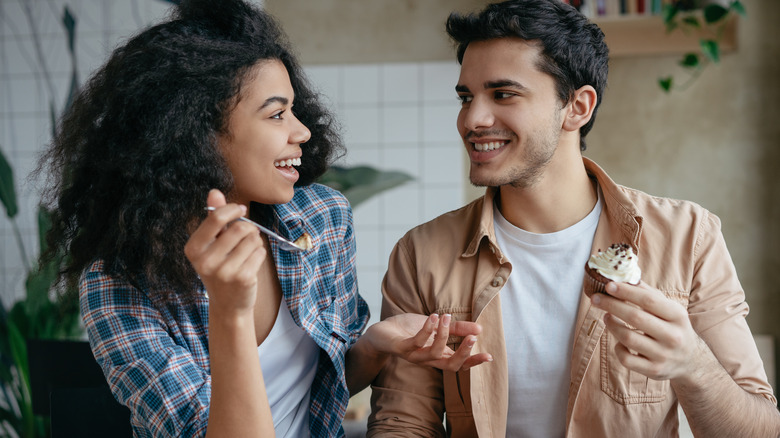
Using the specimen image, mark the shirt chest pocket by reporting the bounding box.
[599,331,669,404]
[598,288,688,404]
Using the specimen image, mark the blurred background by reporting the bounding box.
[1,0,778,431]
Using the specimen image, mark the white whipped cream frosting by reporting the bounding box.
[587,243,641,284]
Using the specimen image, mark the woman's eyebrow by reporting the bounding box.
[259,95,289,109]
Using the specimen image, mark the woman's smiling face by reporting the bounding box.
[219,59,311,207]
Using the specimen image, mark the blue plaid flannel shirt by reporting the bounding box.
[80,184,370,437]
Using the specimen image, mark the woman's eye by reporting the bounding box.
[271,110,285,120]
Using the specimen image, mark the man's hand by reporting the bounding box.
[590,281,704,381]
[364,313,493,372]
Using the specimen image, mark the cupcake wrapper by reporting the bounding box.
[584,268,609,297]
[585,275,606,295]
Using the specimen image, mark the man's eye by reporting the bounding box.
[495,91,514,100]
[457,95,473,104]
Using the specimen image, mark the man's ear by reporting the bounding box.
[562,85,597,132]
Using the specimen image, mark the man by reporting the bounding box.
[367,0,780,436]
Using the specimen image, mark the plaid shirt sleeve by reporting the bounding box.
[80,261,211,438]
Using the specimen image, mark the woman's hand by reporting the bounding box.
[184,189,265,313]
[364,313,493,372]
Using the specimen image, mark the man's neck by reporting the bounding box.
[497,153,597,234]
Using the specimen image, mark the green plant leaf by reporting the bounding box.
[0,147,19,218]
[700,39,720,63]
[7,319,34,437]
[317,165,413,208]
[0,407,22,435]
[662,4,679,26]
[679,53,700,68]
[730,1,746,16]
[63,6,80,115]
[37,205,53,255]
[659,77,673,92]
[63,6,76,54]
[703,4,729,24]
[681,16,701,28]
[25,266,58,337]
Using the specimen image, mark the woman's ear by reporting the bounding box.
[562,85,597,132]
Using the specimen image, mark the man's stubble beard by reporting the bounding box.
[469,124,560,189]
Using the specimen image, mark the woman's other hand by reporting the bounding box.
[365,313,493,372]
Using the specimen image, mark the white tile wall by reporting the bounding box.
[0,0,468,326]
[0,0,183,307]
[304,61,466,325]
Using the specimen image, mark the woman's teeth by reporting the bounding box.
[473,141,505,151]
[274,157,302,168]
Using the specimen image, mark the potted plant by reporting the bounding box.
[659,0,746,92]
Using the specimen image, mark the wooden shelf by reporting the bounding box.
[596,15,737,57]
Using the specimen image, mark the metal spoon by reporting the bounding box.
[204,206,306,252]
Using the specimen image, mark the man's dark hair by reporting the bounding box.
[38,0,341,299]
[446,0,609,151]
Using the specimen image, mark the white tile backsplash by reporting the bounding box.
[381,105,421,145]
[422,102,461,144]
[1,35,38,76]
[422,186,464,223]
[343,64,380,105]
[382,185,422,228]
[342,106,381,145]
[381,63,420,103]
[423,144,464,185]
[422,61,461,103]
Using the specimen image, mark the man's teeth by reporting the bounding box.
[274,157,302,167]
[473,141,505,152]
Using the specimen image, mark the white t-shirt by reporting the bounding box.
[256,298,320,438]
[493,195,602,437]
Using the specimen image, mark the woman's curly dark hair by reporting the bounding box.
[38,0,341,300]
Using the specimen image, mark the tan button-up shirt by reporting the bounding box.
[368,158,775,437]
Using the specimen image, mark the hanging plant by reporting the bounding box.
[658,0,745,92]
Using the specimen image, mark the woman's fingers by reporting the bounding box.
[428,314,452,358]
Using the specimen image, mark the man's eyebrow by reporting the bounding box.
[259,96,289,110]
[455,80,528,93]
[485,79,527,91]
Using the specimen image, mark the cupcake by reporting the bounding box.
[584,243,641,297]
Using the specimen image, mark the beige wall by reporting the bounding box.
[266,0,485,64]
[268,0,780,380]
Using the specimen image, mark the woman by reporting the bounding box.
[38,0,488,436]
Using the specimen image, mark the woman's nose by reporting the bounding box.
[291,114,311,144]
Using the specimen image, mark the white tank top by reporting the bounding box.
[257,298,320,437]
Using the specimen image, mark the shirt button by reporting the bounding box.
[491,276,504,287]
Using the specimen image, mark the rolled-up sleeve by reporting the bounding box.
[688,211,776,404]
[367,238,447,437]
[80,264,211,438]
